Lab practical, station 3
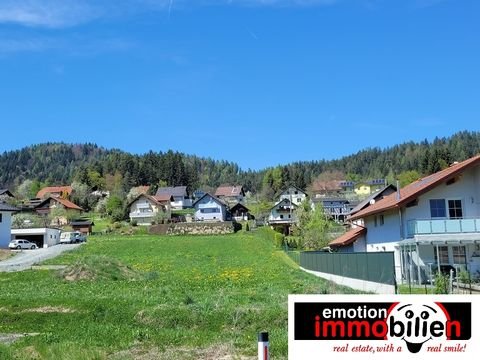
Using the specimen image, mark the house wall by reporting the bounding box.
[0,211,13,248]
[364,209,401,247]
[403,166,480,236]
[269,204,296,222]
[279,187,306,205]
[194,197,226,221]
[172,197,192,209]
[129,196,161,225]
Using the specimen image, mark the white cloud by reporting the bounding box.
[0,0,102,28]
[0,0,340,28]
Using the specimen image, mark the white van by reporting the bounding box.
[60,231,86,244]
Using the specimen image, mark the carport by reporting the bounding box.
[11,228,61,248]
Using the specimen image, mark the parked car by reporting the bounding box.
[60,231,87,244]
[9,239,38,250]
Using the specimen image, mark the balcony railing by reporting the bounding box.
[407,218,480,237]
[129,211,155,218]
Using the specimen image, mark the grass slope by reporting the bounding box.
[0,230,357,359]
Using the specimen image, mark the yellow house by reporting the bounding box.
[354,179,386,196]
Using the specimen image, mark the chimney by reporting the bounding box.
[396,180,401,201]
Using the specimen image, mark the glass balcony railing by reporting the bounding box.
[407,218,480,237]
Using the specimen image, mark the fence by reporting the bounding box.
[299,251,396,286]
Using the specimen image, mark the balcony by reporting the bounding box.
[129,211,155,219]
[407,218,480,237]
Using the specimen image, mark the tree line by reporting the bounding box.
[1,130,480,202]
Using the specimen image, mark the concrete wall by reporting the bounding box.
[301,267,396,294]
[0,211,13,248]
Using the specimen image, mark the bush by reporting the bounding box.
[131,220,138,227]
[245,222,250,232]
[274,233,284,248]
[434,272,449,294]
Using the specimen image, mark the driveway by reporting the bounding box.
[0,244,81,272]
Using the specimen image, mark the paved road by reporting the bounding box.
[0,244,81,272]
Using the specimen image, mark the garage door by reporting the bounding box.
[15,235,44,248]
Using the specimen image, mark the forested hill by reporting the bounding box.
[1,131,480,196]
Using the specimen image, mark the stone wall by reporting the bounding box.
[149,221,239,236]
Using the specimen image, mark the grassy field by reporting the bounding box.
[0,230,357,359]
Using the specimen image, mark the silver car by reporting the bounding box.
[8,239,38,250]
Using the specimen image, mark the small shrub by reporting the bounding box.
[131,220,138,227]
[245,222,250,232]
[458,270,471,285]
[434,272,449,294]
[274,233,284,248]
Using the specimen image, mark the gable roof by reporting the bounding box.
[349,184,397,216]
[153,194,174,202]
[271,198,298,210]
[0,189,14,197]
[37,186,73,199]
[279,185,307,196]
[155,186,188,197]
[193,193,227,207]
[215,185,245,197]
[329,227,366,247]
[36,196,83,211]
[127,193,171,209]
[0,202,19,212]
[350,155,480,221]
[230,203,250,212]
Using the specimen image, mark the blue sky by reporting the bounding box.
[1,0,479,170]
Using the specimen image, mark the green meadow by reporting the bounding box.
[0,230,356,359]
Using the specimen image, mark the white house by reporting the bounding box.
[268,198,298,225]
[128,194,172,225]
[333,155,480,283]
[278,186,307,206]
[0,203,18,248]
[193,193,227,222]
[155,186,192,210]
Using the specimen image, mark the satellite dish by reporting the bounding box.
[369,199,376,205]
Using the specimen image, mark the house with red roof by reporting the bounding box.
[127,193,173,225]
[36,186,73,199]
[155,186,192,209]
[214,185,245,205]
[35,196,83,226]
[330,154,480,283]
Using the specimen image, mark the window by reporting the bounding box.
[280,215,284,219]
[379,215,384,226]
[434,246,449,265]
[430,199,446,218]
[0,213,2,223]
[374,216,378,227]
[448,200,463,219]
[297,198,301,203]
[452,246,466,264]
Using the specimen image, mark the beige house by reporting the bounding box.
[128,194,172,225]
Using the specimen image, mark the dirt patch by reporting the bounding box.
[17,345,42,360]
[110,344,255,360]
[23,306,77,314]
[0,249,14,261]
[61,255,141,281]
